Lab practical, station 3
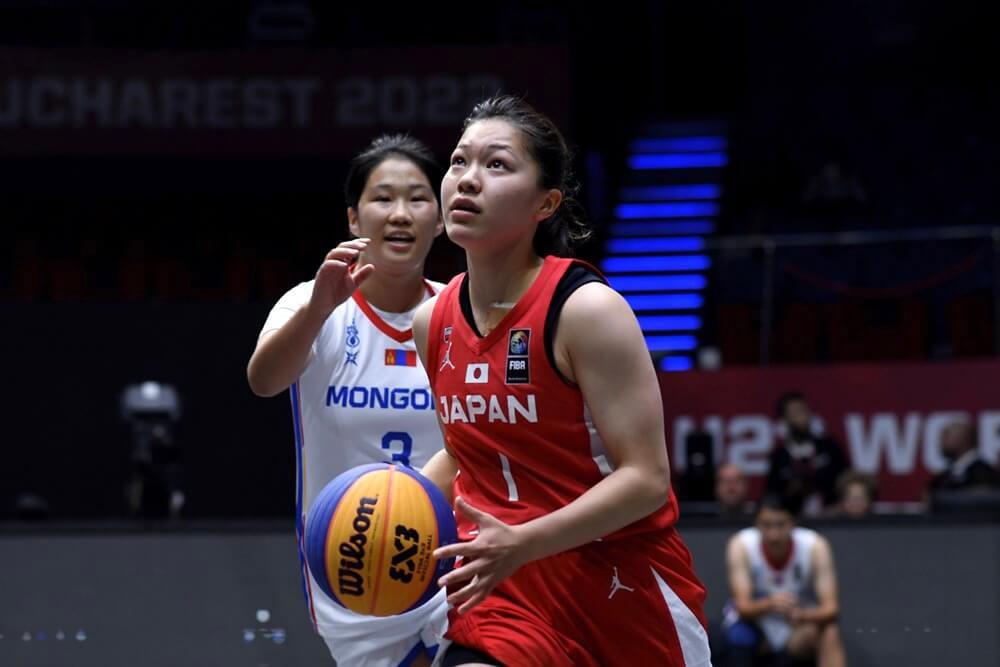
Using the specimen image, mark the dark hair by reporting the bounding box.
[836,470,877,502]
[756,492,803,519]
[463,95,591,256]
[344,134,441,210]
[775,390,807,419]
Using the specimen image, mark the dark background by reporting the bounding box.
[2,3,998,665]
[2,0,995,520]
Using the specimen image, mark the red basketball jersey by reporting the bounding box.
[426,255,680,542]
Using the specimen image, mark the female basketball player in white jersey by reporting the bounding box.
[413,97,711,666]
[248,135,448,667]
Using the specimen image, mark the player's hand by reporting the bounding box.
[432,497,529,615]
[770,591,798,618]
[308,239,374,318]
[788,607,807,625]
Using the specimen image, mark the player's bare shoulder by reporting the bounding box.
[412,294,439,358]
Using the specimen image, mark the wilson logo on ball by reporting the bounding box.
[337,495,378,597]
[305,462,457,617]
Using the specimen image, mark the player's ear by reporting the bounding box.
[348,207,361,237]
[533,188,563,223]
[433,209,444,238]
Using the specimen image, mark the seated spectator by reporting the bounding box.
[834,470,876,519]
[767,391,849,517]
[722,494,846,667]
[929,419,1000,511]
[717,462,755,520]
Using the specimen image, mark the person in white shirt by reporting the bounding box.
[723,494,846,667]
[247,134,448,667]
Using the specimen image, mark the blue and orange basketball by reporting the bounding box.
[305,463,457,617]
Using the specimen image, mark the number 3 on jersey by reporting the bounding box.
[381,431,413,467]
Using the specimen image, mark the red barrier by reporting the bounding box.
[659,360,1000,502]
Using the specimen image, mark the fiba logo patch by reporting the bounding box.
[505,328,530,384]
[509,330,529,355]
[345,314,361,366]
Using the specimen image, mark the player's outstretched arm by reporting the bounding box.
[247,239,374,397]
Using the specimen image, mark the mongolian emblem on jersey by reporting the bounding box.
[384,349,417,367]
[465,363,489,384]
[345,314,361,366]
[505,328,531,384]
[440,326,456,371]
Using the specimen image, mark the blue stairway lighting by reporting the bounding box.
[609,124,726,362]
[629,153,728,170]
[602,255,711,273]
[659,356,694,372]
[606,274,707,292]
[636,315,703,331]
[606,237,705,254]
[609,220,716,236]
[619,184,721,201]
[615,202,719,219]
[624,294,704,311]
[631,137,727,153]
[644,335,698,352]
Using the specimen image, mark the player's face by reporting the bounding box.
[441,119,560,252]
[348,157,443,276]
[756,508,794,551]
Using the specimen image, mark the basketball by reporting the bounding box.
[304,462,457,617]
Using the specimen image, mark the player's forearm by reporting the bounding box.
[799,603,838,625]
[420,448,458,505]
[515,463,668,563]
[733,597,775,620]
[247,304,327,397]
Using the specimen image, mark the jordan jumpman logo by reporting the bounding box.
[608,566,635,599]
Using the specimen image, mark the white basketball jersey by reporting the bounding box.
[259,280,449,662]
[737,526,818,651]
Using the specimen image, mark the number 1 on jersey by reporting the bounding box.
[498,452,519,502]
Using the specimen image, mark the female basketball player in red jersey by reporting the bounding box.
[412,97,711,666]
